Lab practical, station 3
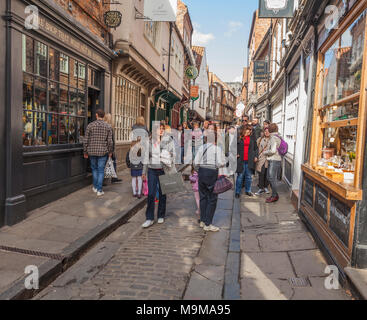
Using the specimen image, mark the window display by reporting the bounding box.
[22,34,87,147]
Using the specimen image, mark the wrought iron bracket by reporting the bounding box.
[135,7,151,20]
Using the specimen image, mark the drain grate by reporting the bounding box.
[288,277,310,288]
[0,245,65,261]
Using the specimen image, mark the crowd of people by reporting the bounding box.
[83,110,284,233]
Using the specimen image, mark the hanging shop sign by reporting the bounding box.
[254,60,269,82]
[190,85,199,101]
[144,0,178,22]
[185,65,199,80]
[258,0,295,18]
[104,11,122,29]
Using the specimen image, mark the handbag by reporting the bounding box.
[159,173,185,195]
[143,179,148,196]
[213,175,233,194]
[104,158,118,179]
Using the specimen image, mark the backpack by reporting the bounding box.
[276,135,288,157]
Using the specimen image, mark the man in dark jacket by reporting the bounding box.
[252,116,262,141]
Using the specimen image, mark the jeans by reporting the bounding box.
[146,169,166,221]
[198,167,219,227]
[236,161,253,194]
[90,155,108,192]
[258,164,269,190]
[181,146,184,164]
[267,160,281,197]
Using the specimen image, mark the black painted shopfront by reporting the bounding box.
[1,0,113,227]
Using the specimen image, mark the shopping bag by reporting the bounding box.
[143,179,148,196]
[159,173,185,195]
[213,176,233,195]
[104,158,118,179]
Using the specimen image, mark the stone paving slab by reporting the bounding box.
[240,181,352,300]
[289,250,328,278]
[241,252,295,279]
[0,251,49,293]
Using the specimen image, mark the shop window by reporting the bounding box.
[22,34,87,147]
[114,76,140,142]
[310,8,367,191]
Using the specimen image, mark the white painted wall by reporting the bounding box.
[192,49,209,120]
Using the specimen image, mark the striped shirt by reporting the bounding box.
[83,120,113,157]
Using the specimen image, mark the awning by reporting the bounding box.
[188,109,205,122]
[154,90,181,106]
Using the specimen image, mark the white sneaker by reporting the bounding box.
[142,220,154,228]
[255,189,265,196]
[93,187,98,193]
[203,225,220,232]
[265,188,270,194]
[200,222,205,228]
[158,218,165,224]
[97,191,104,196]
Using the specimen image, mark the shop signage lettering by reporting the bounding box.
[190,85,199,101]
[144,0,178,22]
[104,11,122,29]
[254,60,269,82]
[258,0,295,18]
[304,178,314,207]
[329,196,350,247]
[38,16,107,68]
[315,185,328,222]
[185,66,199,80]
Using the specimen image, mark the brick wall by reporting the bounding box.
[53,0,110,45]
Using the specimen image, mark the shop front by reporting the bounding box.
[2,0,113,226]
[301,1,367,271]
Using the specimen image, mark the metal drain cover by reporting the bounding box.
[288,277,310,288]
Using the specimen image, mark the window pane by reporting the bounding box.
[23,74,33,109]
[77,117,86,143]
[23,111,33,146]
[78,90,86,116]
[47,114,58,145]
[69,88,78,115]
[59,115,68,144]
[49,81,59,113]
[338,10,366,100]
[34,112,46,146]
[70,58,78,88]
[322,125,357,169]
[69,117,77,144]
[34,78,47,111]
[78,63,86,90]
[49,48,60,81]
[35,41,47,77]
[59,54,69,85]
[322,42,338,106]
[22,35,34,73]
[323,97,359,122]
[60,85,68,114]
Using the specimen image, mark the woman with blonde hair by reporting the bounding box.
[104,113,122,184]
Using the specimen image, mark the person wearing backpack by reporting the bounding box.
[264,123,288,203]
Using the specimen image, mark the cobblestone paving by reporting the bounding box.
[35,187,206,300]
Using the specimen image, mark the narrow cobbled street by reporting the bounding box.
[31,178,352,300]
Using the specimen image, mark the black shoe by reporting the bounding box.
[246,192,254,197]
[137,194,142,199]
[235,193,240,199]
[111,178,122,184]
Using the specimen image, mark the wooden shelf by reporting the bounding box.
[321,118,359,128]
[302,164,363,201]
[318,92,360,112]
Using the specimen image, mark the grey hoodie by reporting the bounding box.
[264,133,282,161]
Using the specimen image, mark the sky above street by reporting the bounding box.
[184,0,258,83]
